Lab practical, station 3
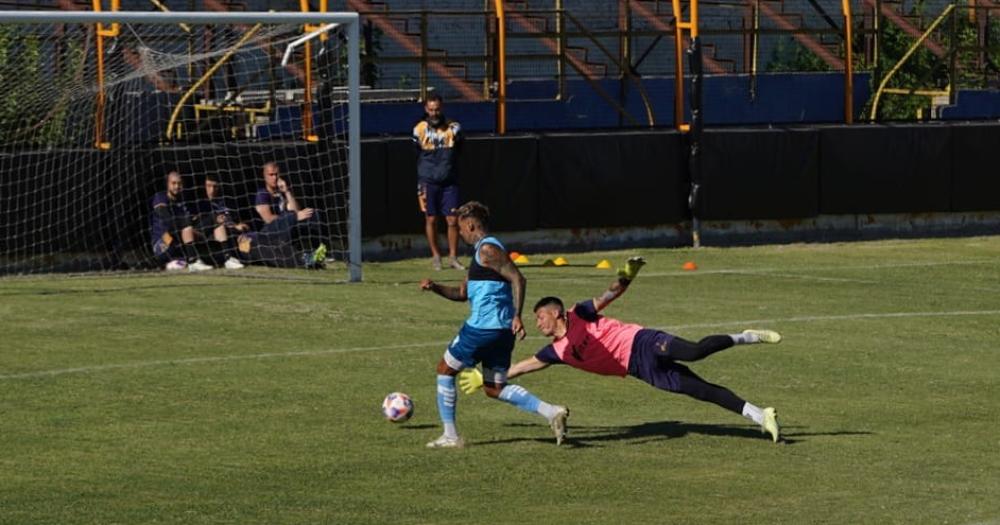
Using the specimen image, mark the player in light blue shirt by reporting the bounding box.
[420,201,569,448]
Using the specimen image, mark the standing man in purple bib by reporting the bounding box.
[413,93,465,272]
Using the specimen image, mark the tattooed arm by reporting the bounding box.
[478,242,527,339]
[593,257,645,312]
[592,276,632,312]
[420,277,468,302]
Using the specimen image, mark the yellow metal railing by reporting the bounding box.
[869,4,955,120]
[166,24,264,141]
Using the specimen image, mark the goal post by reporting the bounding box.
[0,11,362,282]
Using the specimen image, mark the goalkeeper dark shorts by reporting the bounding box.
[626,329,692,393]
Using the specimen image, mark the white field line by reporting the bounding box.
[2,309,999,381]
[0,342,448,380]
[707,270,877,284]
[635,258,998,281]
[656,309,1000,331]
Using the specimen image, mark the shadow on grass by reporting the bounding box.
[472,420,873,447]
[398,424,438,430]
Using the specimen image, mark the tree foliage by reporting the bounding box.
[0,25,85,147]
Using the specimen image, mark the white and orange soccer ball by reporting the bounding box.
[382,392,414,423]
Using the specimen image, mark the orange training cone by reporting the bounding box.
[682,261,698,271]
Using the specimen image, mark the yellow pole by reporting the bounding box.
[494,0,507,135]
[303,40,317,142]
[671,0,685,130]
[843,0,854,123]
[556,0,564,100]
[299,0,324,141]
[95,31,108,150]
[91,0,119,150]
[691,0,699,38]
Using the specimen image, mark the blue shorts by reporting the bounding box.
[626,329,693,392]
[418,182,460,217]
[444,323,515,372]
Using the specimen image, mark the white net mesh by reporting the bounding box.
[0,16,356,276]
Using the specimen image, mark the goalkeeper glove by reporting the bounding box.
[457,368,484,395]
[617,256,646,281]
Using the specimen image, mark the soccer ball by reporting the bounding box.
[382,392,414,423]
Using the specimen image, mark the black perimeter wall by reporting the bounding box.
[364,123,1000,236]
[2,123,999,260]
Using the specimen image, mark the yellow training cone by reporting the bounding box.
[553,256,569,266]
[514,255,530,264]
[595,259,612,269]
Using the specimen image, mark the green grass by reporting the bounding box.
[2,236,999,524]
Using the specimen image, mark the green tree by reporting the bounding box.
[0,25,85,147]
[766,36,833,73]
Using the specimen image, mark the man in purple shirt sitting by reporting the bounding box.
[193,173,248,270]
[150,171,212,272]
[250,162,326,268]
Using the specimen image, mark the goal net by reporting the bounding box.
[0,11,361,281]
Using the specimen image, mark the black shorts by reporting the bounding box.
[626,329,693,392]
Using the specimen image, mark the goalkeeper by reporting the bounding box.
[459,257,785,443]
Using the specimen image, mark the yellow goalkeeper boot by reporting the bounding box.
[743,329,782,344]
[312,243,328,265]
[761,407,780,443]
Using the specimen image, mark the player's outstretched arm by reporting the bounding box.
[458,356,551,394]
[420,277,468,302]
[593,256,645,312]
[508,356,550,380]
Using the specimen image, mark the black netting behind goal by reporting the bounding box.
[0,17,356,276]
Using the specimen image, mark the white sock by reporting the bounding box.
[443,422,458,439]
[742,402,764,425]
[730,332,757,345]
[536,401,560,420]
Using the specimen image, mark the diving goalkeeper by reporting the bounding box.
[460,257,785,443]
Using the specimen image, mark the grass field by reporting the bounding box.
[2,236,999,524]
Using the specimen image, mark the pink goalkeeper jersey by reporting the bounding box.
[550,302,643,377]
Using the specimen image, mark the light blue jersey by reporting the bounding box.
[465,236,514,330]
